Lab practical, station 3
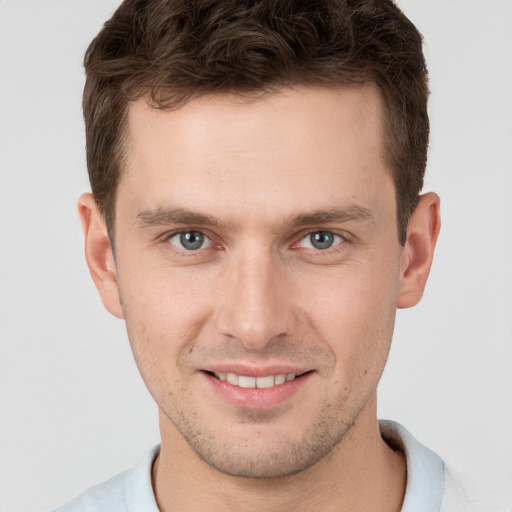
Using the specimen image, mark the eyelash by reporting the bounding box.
[161,229,348,256]
[293,231,345,252]
[163,230,219,255]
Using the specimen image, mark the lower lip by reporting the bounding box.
[203,372,313,410]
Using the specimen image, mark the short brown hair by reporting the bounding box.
[83,0,429,244]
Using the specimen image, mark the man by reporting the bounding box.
[55,0,467,510]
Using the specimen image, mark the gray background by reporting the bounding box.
[0,1,511,511]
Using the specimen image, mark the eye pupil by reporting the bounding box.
[310,232,334,250]
[180,231,204,250]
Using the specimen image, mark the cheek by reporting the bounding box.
[302,259,398,320]
[119,260,214,329]
[298,259,400,371]
[117,265,215,384]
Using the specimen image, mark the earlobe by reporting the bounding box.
[78,193,124,319]
[397,192,441,309]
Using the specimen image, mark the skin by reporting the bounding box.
[79,85,440,512]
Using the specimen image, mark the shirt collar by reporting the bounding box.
[380,420,445,512]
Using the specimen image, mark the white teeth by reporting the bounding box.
[256,375,275,388]
[274,374,286,385]
[238,376,256,388]
[212,371,298,388]
[226,373,239,385]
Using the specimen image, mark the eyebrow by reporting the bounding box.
[291,206,375,227]
[136,205,375,230]
[137,208,227,229]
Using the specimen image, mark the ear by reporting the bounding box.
[78,193,124,319]
[397,192,441,309]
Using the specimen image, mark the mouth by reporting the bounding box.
[202,368,314,409]
[205,370,311,389]
[204,370,311,389]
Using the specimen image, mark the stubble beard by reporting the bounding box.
[160,386,369,479]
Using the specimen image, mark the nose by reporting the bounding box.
[214,246,295,350]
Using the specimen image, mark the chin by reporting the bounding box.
[172,408,357,479]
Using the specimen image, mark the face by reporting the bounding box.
[111,86,405,478]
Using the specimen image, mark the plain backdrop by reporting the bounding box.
[0,1,511,511]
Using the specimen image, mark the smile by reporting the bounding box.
[203,369,313,409]
[211,372,298,389]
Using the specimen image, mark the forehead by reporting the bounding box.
[126,85,385,162]
[120,86,393,224]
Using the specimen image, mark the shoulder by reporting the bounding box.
[440,468,480,512]
[53,469,132,512]
[53,445,160,512]
[380,420,476,512]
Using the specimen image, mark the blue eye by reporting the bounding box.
[300,231,343,250]
[168,231,211,251]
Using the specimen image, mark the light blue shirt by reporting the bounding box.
[54,421,467,512]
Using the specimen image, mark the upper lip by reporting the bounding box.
[203,363,312,378]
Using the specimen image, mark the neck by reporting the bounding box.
[153,398,406,512]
